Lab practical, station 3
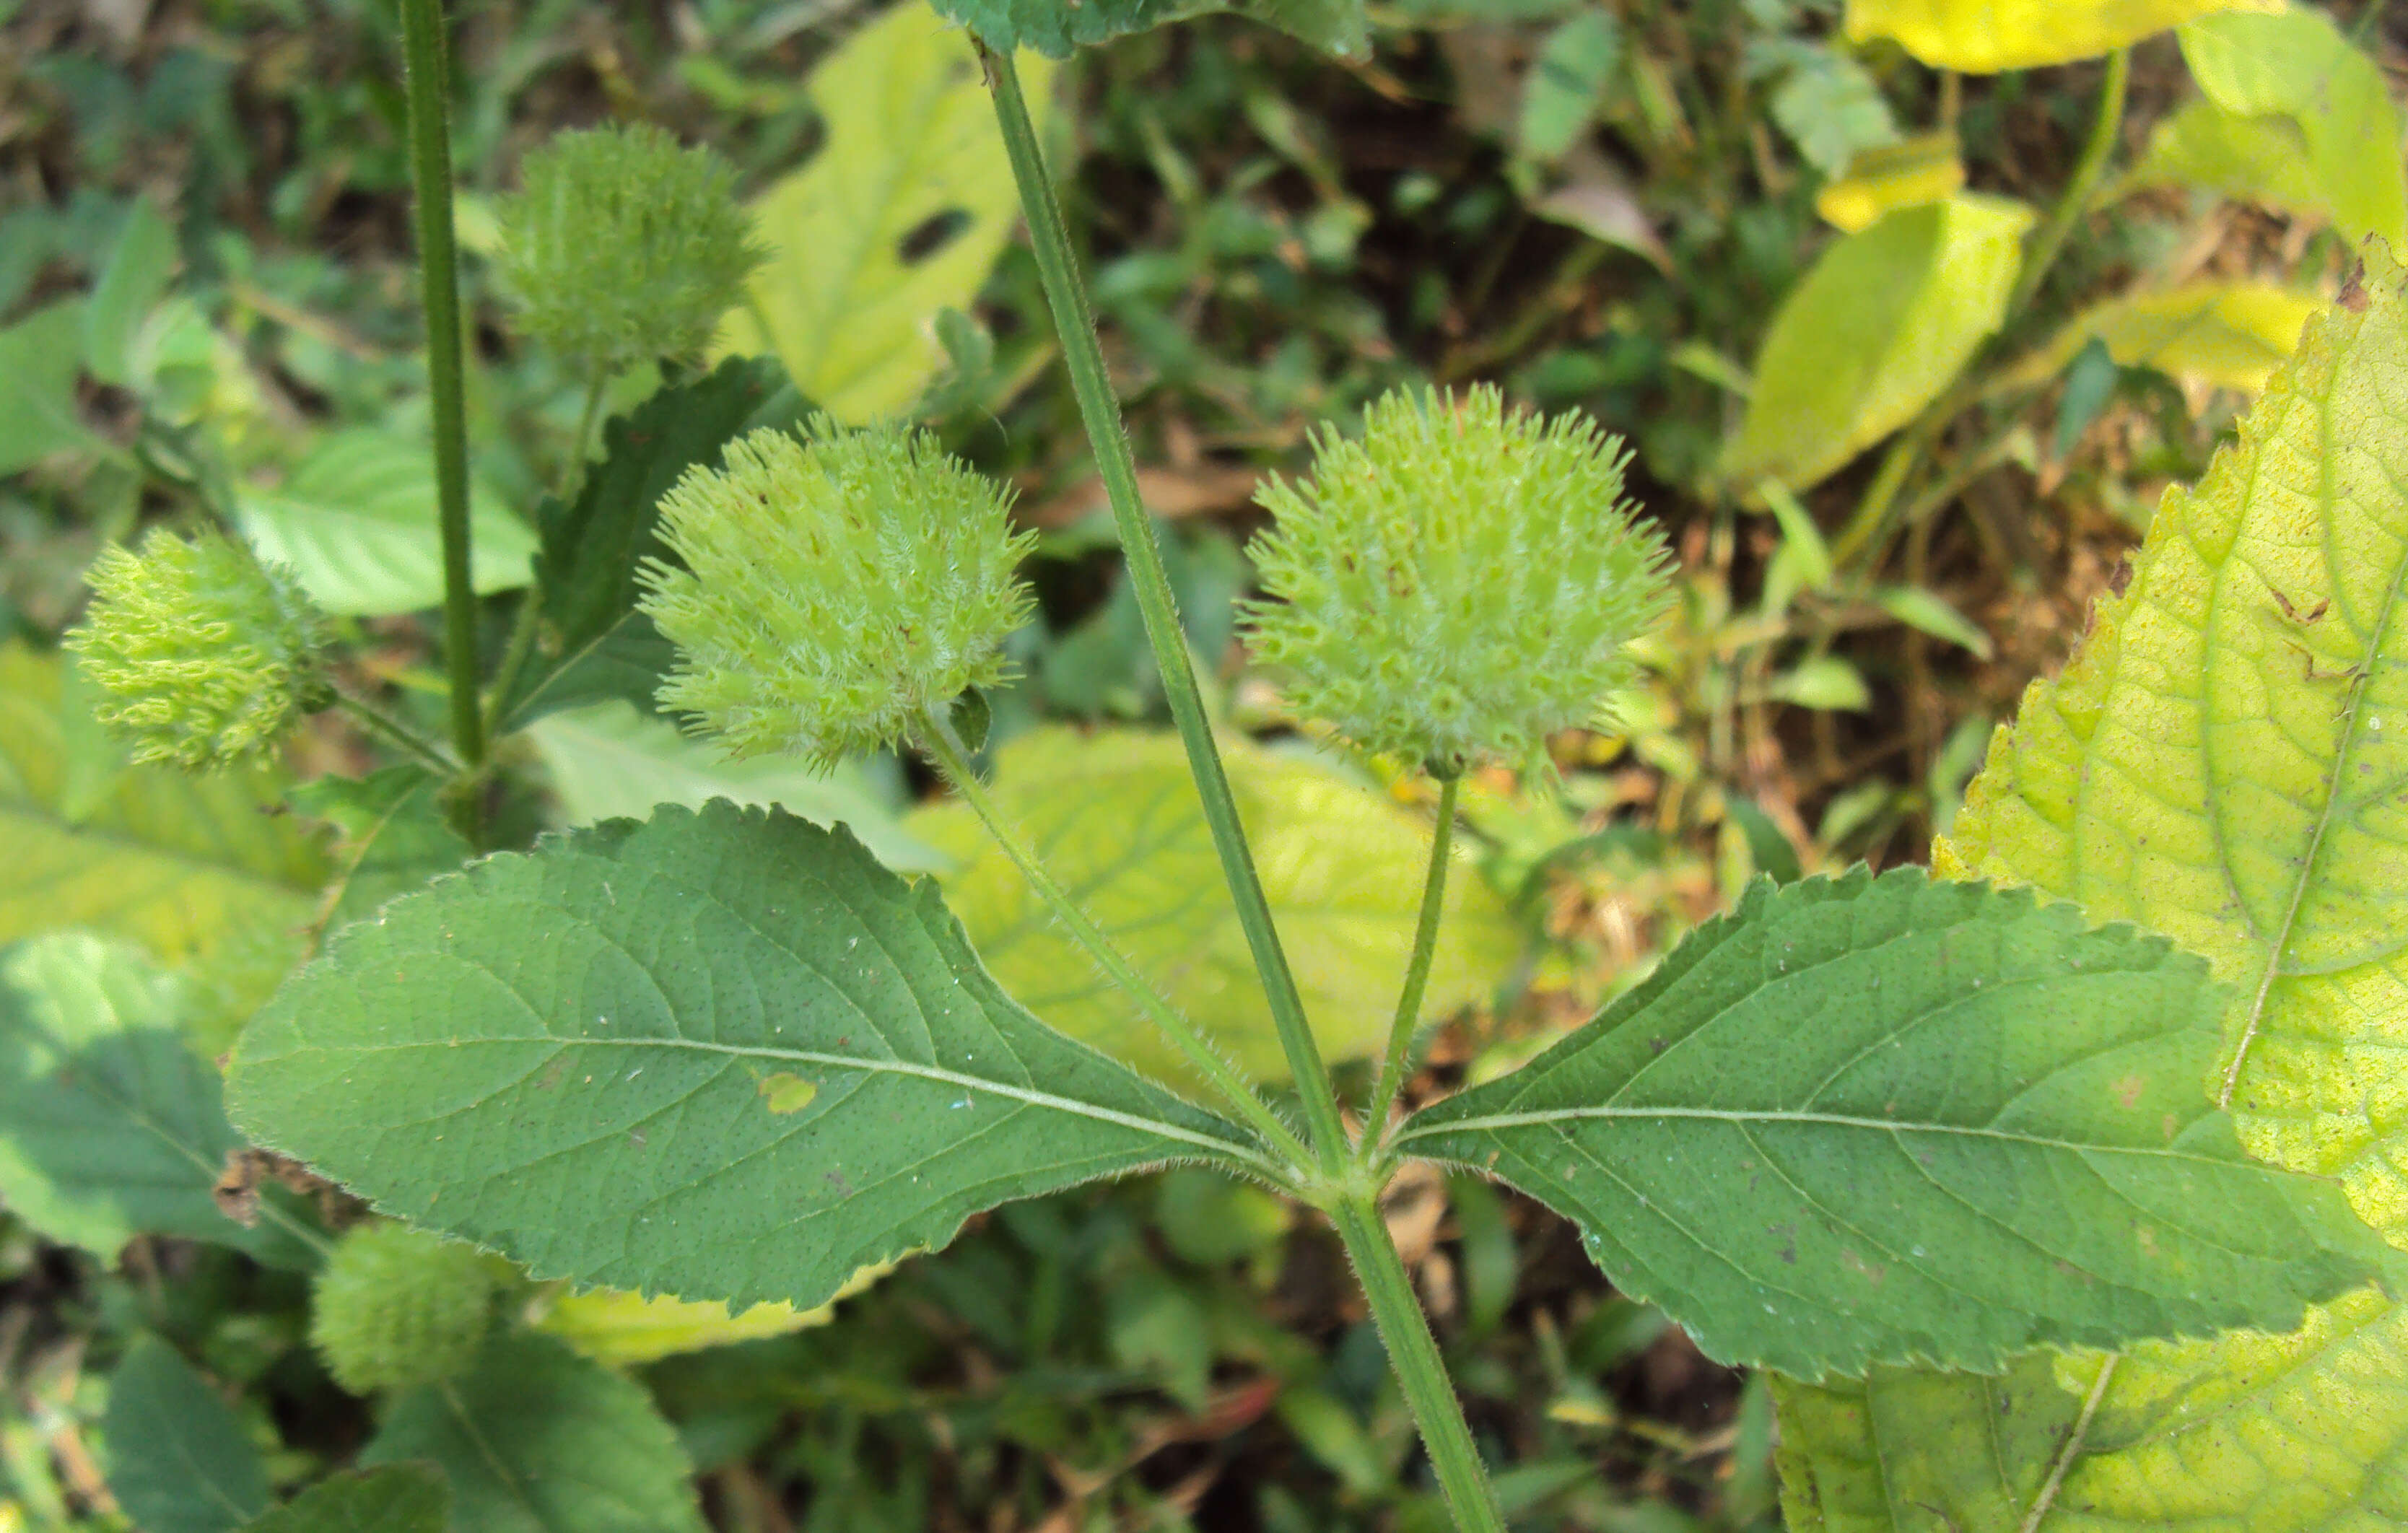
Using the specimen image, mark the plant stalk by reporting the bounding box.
[979,43,1351,1170]
[915,708,1318,1174]
[1332,1192,1508,1533]
[397,0,484,774]
[334,691,461,777]
[1365,773,1462,1136]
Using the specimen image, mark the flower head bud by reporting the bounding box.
[309,1223,499,1394]
[496,123,763,374]
[638,419,1036,765]
[1242,385,1672,774]
[66,529,333,772]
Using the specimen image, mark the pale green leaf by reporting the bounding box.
[1766,45,1898,178]
[1776,247,2408,1532]
[1395,868,2392,1379]
[533,1281,868,1367]
[0,934,317,1264]
[84,197,178,388]
[925,0,1366,61]
[2001,281,2320,396]
[715,11,1053,423]
[1517,11,1622,165]
[525,699,941,873]
[1721,195,2035,493]
[240,1467,450,1533]
[1771,655,1872,711]
[910,727,1520,1086]
[235,430,537,617]
[1844,0,2277,73]
[2134,7,2408,250]
[0,645,326,1045]
[1876,585,1994,659]
[0,301,101,473]
[227,800,1266,1312]
[102,1337,271,1533]
[360,1334,705,1533]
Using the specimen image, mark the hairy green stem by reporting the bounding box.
[1365,773,1461,1137]
[334,691,461,777]
[914,708,1317,1174]
[1332,1192,1508,1533]
[979,44,1351,1169]
[397,0,484,774]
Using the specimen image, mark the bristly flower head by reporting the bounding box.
[639,419,1037,764]
[1242,385,1672,774]
[497,122,763,374]
[309,1223,498,1395]
[68,528,333,772]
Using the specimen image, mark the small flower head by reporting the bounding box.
[638,419,1036,764]
[309,1223,499,1394]
[67,528,333,772]
[1242,385,1672,774]
[496,123,763,374]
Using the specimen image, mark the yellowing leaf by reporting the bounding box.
[912,728,1520,1086]
[533,1270,884,1367]
[1815,135,1965,232]
[1844,0,2277,74]
[1721,194,2035,493]
[1778,243,2408,1533]
[715,9,1053,422]
[2002,281,2320,395]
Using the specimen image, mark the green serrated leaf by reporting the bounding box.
[235,430,536,618]
[102,1337,271,1533]
[1843,0,2275,73]
[227,800,1266,1312]
[911,728,1519,1086]
[1395,867,2391,1379]
[715,11,1054,422]
[1776,250,2408,1532]
[1721,195,2034,493]
[926,0,1366,61]
[0,301,101,473]
[0,644,326,1042]
[525,699,941,873]
[240,1467,450,1533]
[505,358,801,730]
[0,935,318,1265]
[361,1334,704,1533]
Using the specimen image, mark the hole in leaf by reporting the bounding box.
[757,1072,819,1114]
[897,208,972,267]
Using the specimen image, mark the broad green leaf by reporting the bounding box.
[925,0,1366,61]
[533,1262,888,1366]
[1815,135,1964,233]
[1764,44,1898,178]
[2130,8,2408,250]
[505,358,802,729]
[102,1336,271,1533]
[1776,253,2408,1529]
[911,728,1519,1086]
[0,300,100,473]
[0,935,318,1265]
[235,429,536,617]
[227,800,1266,1313]
[1517,11,1622,164]
[1720,195,2035,493]
[240,1467,450,1533]
[0,645,326,1044]
[715,11,1054,422]
[84,197,178,388]
[2002,281,2320,396]
[1844,0,2276,73]
[525,699,941,873]
[1394,868,2392,1379]
[361,1334,705,1533]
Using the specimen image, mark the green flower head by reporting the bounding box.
[497,122,764,373]
[67,528,333,772]
[638,419,1037,765]
[309,1223,499,1395]
[1242,385,1672,774]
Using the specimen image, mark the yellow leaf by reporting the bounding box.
[2002,280,2320,395]
[1844,0,2277,74]
[715,9,1054,422]
[1814,134,1965,232]
[535,1262,891,1367]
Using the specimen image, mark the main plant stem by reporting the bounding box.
[980,45,1350,1171]
[1366,773,1462,1135]
[397,0,484,774]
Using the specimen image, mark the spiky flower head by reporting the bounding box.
[67,529,333,772]
[638,419,1036,764]
[1242,385,1672,774]
[496,123,763,374]
[309,1223,499,1394]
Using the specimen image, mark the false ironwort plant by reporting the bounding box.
[52,0,2408,1527]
